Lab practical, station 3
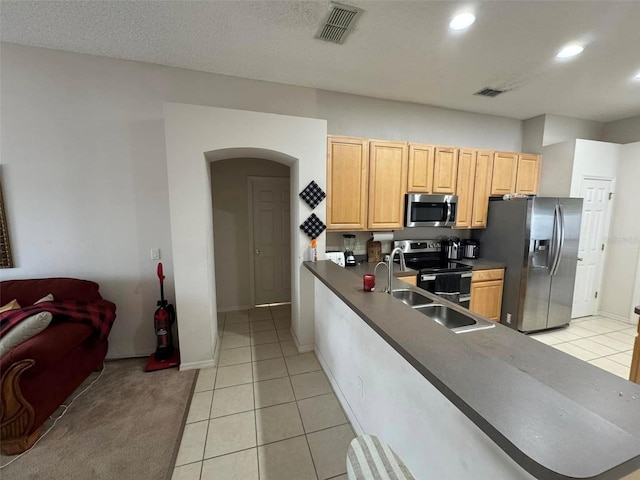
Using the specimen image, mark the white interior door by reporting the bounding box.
[572,178,613,318]
[251,177,290,305]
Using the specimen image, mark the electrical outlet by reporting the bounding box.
[357,376,363,397]
[506,313,512,324]
[150,249,161,260]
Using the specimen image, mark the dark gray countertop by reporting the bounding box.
[305,260,640,480]
[459,258,507,270]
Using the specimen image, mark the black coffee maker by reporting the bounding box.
[443,236,462,260]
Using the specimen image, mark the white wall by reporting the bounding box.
[211,159,289,310]
[569,140,621,197]
[542,114,604,147]
[521,115,545,154]
[0,43,523,358]
[602,115,640,144]
[599,142,640,323]
[538,141,576,197]
[314,280,535,479]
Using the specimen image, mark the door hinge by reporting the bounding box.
[608,192,613,200]
[601,244,605,251]
[594,291,598,299]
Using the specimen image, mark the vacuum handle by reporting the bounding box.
[157,262,165,284]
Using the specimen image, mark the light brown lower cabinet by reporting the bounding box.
[398,275,417,287]
[469,269,505,322]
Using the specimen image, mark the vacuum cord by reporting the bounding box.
[0,363,106,469]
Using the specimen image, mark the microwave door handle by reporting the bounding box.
[445,202,452,226]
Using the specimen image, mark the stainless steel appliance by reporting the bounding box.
[462,239,480,259]
[443,236,462,260]
[404,194,457,227]
[343,234,357,267]
[395,240,472,308]
[473,197,583,332]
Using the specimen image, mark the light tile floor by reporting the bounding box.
[528,315,636,379]
[172,304,354,480]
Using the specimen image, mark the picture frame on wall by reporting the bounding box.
[0,172,13,269]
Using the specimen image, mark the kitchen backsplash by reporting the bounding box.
[326,228,472,255]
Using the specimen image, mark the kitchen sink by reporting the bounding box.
[391,289,433,307]
[413,304,495,334]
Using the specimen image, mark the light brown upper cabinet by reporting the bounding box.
[368,140,408,230]
[454,149,477,228]
[407,144,435,193]
[326,136,369,231]
[471,150,494,228]
[490,151,519,196]
[515,154,541,195]
[432,147,459,194]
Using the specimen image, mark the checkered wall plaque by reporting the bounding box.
[299,181,326,210]
[299,214,326,239]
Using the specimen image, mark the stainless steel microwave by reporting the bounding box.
[404,194,457,227]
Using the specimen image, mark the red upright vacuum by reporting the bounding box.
[145,262,180,372]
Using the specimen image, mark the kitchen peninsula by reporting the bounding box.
[304,260,640,480]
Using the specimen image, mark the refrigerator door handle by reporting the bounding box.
[550,204,565,276]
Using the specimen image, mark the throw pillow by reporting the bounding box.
[34,294,54,304]
[0,299,21,313]
[0,311,53,357]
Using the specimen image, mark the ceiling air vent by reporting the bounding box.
[316,2,362,44]
[474,87,507,98]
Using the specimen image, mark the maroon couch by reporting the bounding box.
[0,278,116,455]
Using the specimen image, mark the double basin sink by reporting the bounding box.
[391,289,495,334]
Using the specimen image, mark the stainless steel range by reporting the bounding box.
[394,240,472,308]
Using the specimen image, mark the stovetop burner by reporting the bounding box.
[394,239,473,274]
[404,259,472,273]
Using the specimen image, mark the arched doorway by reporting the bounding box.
[164,104,327,369]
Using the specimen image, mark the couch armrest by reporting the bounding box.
[1,359,39,455]
[0,323,94,377]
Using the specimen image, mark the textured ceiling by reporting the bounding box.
[2,0,640,122]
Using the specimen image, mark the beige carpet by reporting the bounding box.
[1,357,197,480]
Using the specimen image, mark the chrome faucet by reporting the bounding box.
[386,247,406,294]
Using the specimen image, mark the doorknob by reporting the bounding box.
[255,249,260,255]
[577,257,583,261]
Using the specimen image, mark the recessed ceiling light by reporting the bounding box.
[449,13,475,31]
[556,45,584,59]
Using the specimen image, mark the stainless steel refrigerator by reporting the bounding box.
[473,197,583,332]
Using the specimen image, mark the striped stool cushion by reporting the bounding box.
[347,435,415,480]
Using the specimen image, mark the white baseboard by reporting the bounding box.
[105,352,153,360]
[180,359,217,371]
[291,328,314,354]
[597,311,633,324]
[217,305,253,313]
[315,347,364,436]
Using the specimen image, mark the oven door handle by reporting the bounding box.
[421,275,436,281]
[461,272,472,278]
[459,294,471,302]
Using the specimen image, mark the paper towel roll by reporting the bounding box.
[372,232,394,242]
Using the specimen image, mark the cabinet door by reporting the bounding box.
[471,150,494,228]
[368,141,408,230]
[407,144,434,193]
[432,147,459,194]
[326,136,368,231]
[515,154,541,195]
[454,149,476,228]
[470,279,504,322]
[490,151,518,195]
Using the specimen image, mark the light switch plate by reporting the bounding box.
[150,248,161,260]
